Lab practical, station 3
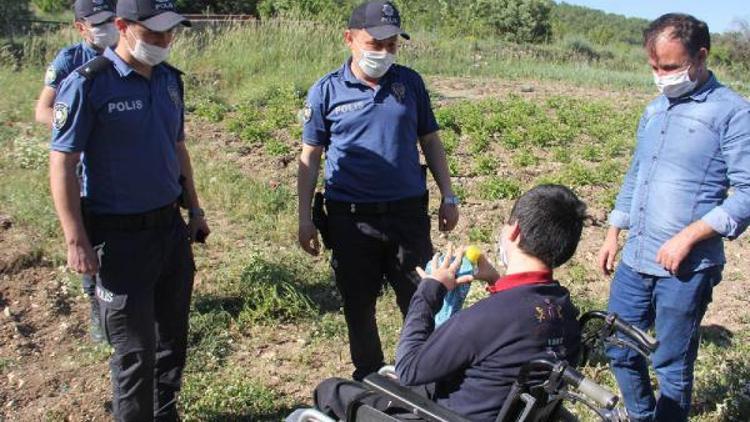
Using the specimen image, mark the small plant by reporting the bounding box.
[181,370,283,420]
[13,136,47,170]
[441,129,460,155]
[474,155,498,176]
[234,255,316,327]
[468,225,493,243]
[264,139,291,156]
[478,177,521,200]
[512,150,539,167]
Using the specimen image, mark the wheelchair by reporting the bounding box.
[292,310,658,422]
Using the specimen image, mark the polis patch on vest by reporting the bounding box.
[108,100,144,114]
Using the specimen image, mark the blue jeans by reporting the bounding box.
[606,263,722,422]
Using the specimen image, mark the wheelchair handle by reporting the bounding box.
[574,376,619,410]
[611,314,658,352]
[518,359,619,411]
[580,311,658,353]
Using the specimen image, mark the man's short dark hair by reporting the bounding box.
[508,184,587,268]
[644,13,711,57]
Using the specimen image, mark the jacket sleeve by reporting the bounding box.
[608,114,646,229]
[701,107,750,239]
[395,279,479,386]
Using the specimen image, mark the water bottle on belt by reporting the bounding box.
[425,246,482,327]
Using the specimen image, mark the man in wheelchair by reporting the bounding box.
[299,184,588,421]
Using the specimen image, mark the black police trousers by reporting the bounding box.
[89,211,194,422]
[327,204,433,381]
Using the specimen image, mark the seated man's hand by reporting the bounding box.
[473,254,501,284]
[415,245,473,291]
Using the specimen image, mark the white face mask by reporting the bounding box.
[357,48,395,79]
[126,28,170,66]
[654,66,697,98]
[89,23,119,49]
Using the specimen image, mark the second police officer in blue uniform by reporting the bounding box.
[297,1,459,381]
[35,0,119,344]
[49,0,209,419]
[36,0,119,127]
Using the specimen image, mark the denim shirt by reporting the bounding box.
[609,73,750,277]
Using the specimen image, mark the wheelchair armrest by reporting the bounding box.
[363,374,473,422]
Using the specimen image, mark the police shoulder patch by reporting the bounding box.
[303,103,313,124]
[53,102,70,130]
[44,65,57,86]
[167,83,182,107]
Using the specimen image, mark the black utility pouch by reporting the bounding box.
[312,192,332,249]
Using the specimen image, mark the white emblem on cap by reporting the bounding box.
[383,3,395,17]
[44,65,57,86]
[53,102,69,130]
[154,0,175,11]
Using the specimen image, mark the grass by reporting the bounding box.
[1,20,749,421]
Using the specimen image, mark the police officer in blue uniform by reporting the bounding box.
[36,0,118,127]
[298,1,459,381]
[49,0,208,420]
[35,0,118,344]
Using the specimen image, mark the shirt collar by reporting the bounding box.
[103,47,166,78]
[487,270,555,294]
[104,48,134,77]
[668,72,719,104]
[81,41,99,56]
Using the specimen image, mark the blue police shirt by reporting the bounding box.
[303,59,439,203]
[45,42,100,89]
[609,73,750,277]
[50,48,185,215]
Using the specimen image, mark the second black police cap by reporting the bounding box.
[117,0,192,32]
[74,0,115,25]
[348,1,410,40]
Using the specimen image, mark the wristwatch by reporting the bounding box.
[442,195,460,206]
[188,207,205,219]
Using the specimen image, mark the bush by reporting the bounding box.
[0,0,31,37]
[257,0,355,23]
[176,0,259,14]
[32,0,67,14]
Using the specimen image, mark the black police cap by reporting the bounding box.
[74,0,115,25]
[117,0,192,32]
[348,1,410,41]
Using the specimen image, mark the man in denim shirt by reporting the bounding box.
[598,14,750,422]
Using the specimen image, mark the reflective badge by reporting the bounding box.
[168,84,181,107]
[53,102,69,130]
[381,3,398,25]
[303,103,312,124]
[392,82,406,103]
[95,285,114,303]
[383,3,395,17]
[44,65,56,86]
